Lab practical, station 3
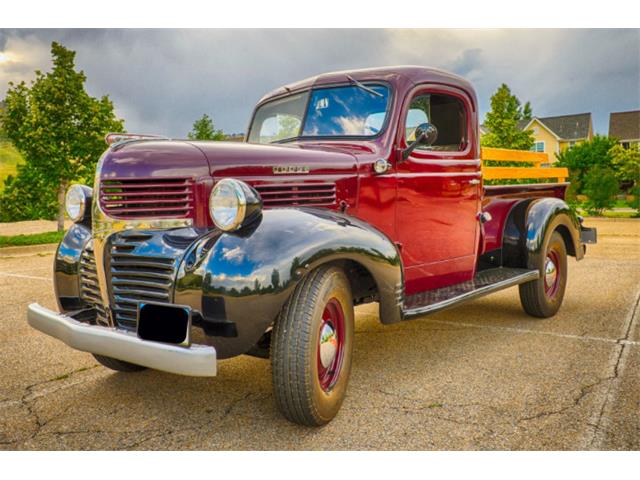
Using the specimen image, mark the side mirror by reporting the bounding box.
[402,122,438,161]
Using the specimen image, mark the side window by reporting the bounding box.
[405,93,467,152]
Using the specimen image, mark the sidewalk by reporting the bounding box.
[0,219,72,237]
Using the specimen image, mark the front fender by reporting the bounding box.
[503,197,583,269]
[174,208,402,358]
[54,223,92,312]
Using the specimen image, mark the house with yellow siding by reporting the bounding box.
[519,113,593,163]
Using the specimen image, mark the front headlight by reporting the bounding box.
[65,184,92,223]
[209,179,262,232]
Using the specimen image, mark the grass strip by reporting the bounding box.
[0,230,65,248]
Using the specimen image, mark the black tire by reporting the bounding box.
[519,230,568,318]
[93,354,147,372]
[271,265,354,426]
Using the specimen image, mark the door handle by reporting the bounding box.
[469,179,480,185]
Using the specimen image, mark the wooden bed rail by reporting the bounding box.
[481,147,568,183]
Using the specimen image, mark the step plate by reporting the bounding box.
[403,267,539,319]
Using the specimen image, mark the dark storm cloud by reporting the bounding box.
[450,48,484,77]
[0,29,638,136]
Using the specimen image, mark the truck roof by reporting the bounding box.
[258,65,477,106]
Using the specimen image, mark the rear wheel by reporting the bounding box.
[271,266,354,426]
[93,354,147,372]
[519,230,568,318]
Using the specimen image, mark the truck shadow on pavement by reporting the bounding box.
[59,296,594,449]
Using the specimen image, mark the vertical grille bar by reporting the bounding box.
[108,233,177,330]
[79,240,109,326]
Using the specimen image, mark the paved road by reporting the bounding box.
[1,218,638,450]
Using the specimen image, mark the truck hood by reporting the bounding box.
[99,140,360,180]
[189,140,359,178]
[99,140,211,180]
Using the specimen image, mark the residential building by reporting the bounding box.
[520,113,594,162]
[608,110,640,149]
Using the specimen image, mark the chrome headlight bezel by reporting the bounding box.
[209,179,262,232]
[65,184,93,223]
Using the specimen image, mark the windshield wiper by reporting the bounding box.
[346,75,383,97]
[272,136,301,144]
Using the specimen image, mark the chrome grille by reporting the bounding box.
[99,177,194,219]
[79,241,109,325]
[253,183,337,207]
[109,233,176,330]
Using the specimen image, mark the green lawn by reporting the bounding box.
[0,231,65,248]
[0,141,24,192]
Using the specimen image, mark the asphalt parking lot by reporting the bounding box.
[1,217,638,450]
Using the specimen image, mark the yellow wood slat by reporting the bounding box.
[483,166,568,182]
[481,147,548,166]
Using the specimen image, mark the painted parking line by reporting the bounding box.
[586,289,640,448]
[0,271,52,281]
[423,317,640,347]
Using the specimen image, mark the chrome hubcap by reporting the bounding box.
[319,322,338,369]
[544,257,557,290]
[317,297,345,392]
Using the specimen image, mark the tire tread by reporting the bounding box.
[271,266,350,426]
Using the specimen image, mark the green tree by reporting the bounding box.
[522,101,533,121]
[583,166,619,215]
[609,144,640,187]
[274,115,300,141]
[0,42,124,230]
[556,135,618,194]
[271,268,280,290]
[187,114,225,140]
[481,84,534,150]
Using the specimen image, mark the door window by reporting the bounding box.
[405,94,467,151]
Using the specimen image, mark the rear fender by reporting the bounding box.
[174,208,402,359]
[503,197,583,269]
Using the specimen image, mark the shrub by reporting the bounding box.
[583,166,620,215]
[629,185,640,217]
[556,135,618,194]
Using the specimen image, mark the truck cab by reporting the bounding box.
[27,66,596,426]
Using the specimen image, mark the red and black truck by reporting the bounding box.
[28,66,597,425]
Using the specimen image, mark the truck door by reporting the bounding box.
[396,85,481,294]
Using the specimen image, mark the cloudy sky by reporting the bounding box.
[0,29,638,136]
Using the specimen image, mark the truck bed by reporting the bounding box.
[480,147,569,198]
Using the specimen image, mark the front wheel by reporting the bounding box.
[519,230,568,318]
[271,266,354,426]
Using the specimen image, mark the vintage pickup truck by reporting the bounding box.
[28,66,596,426]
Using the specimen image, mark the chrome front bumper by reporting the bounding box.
[27,303,217,377]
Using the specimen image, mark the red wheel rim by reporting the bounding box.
[544,250,560,297]
[317,298,345,393]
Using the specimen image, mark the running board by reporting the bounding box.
[403,267,539,319]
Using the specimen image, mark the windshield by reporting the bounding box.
[248,84,390,144]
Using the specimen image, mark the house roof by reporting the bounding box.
[609,110,640,141]
[523,113,592,140]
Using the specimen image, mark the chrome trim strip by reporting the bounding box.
[27,303,216,377]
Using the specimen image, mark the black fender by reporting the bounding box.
[502,197,583,270]
[54,223,92,312]
[174,208,403,359]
